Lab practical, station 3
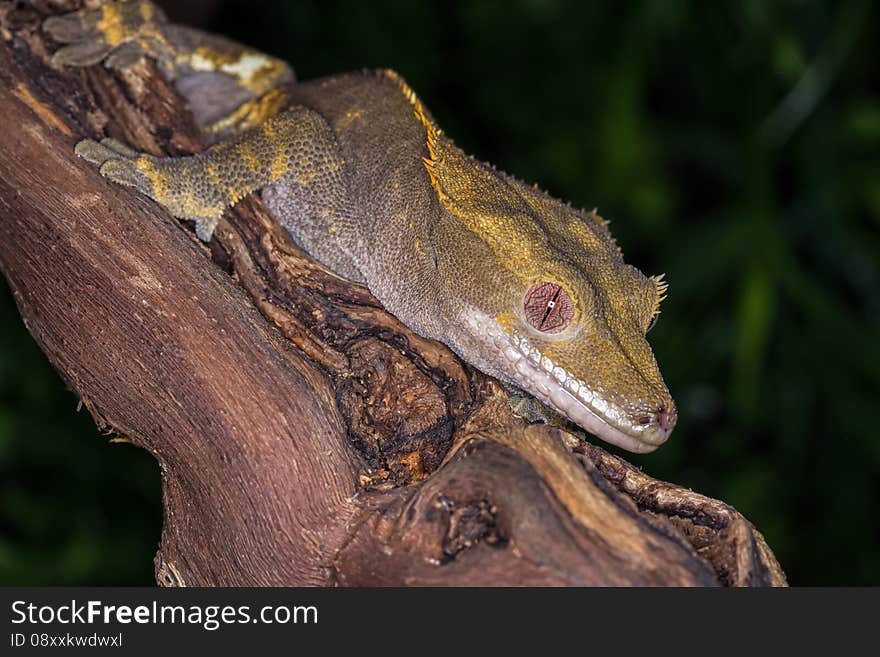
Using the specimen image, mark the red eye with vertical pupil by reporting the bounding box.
[523,282,574,333]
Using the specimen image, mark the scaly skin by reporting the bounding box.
[45,1,677,452]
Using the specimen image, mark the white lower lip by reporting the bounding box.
[505,351,663,454]
[465,310,667,454]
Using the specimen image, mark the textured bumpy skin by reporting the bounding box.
[45,1,677,453]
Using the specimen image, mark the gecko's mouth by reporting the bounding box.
[464,309,672,454]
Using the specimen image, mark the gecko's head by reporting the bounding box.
[459,258,676,454]
[428,137,676,453]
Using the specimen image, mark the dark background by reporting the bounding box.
[1,0,878,585]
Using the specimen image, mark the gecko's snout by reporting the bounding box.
[635,403,677,447]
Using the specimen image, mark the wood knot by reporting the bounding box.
[337,338,454,488]
[442,497,508,561]
[154,554,185,587]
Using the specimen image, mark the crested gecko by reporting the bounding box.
[44,0,677,453]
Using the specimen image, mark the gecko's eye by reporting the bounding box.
[523,282,574,333]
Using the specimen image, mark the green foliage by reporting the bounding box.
[1,0,876,584]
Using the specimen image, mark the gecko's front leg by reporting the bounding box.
[74,137,225,241]
[73,109,346,241]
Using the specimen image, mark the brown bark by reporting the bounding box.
[0,1,786,587]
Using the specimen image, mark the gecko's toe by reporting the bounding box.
[104,42,148,70]
[43,13,101,44]
[50,40,113,68]
[44,8,112,67]
[44,1,166,69]
[76,138,143,169]
[99,159,151,194]
[74,139,121,166]
[194,217,219,242]
[99,138,139,159]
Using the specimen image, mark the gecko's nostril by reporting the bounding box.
[656,405,676,432]
[638,415,652,426]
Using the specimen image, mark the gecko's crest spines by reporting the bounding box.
[384,69,445,190]
[650,273,669,318]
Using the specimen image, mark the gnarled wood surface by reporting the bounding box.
[0,0,786,586]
